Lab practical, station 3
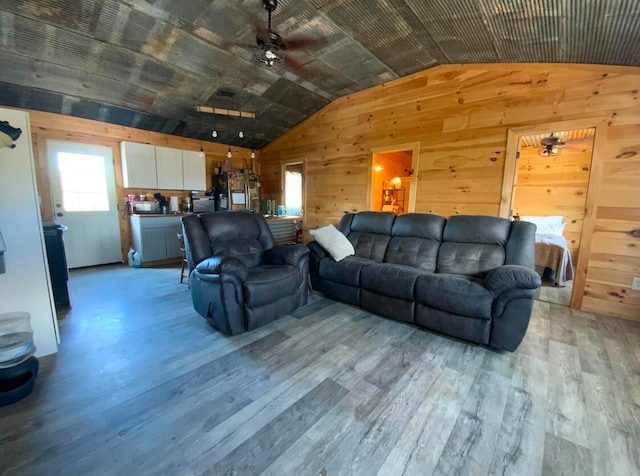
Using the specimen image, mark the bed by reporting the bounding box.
[519,215,574,287]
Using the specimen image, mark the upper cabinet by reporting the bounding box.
[121,142,157,189]
[182,150,206,191]
[155,146,184,190]
[121,142,206,191]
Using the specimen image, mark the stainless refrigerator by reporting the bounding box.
[212,170,260,213]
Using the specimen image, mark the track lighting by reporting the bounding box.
[227,147,232,159]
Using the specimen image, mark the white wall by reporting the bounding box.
[0,108,59,356]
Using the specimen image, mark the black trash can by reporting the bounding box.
[43,222,71,311]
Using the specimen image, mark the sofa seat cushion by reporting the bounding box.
[361,263,424,300]
[244,265,300,307]
[415,273,493,319]
[318,256,372,286]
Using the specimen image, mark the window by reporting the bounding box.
[284,162,303,217]
[57,152,109,212]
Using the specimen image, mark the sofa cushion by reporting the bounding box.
[243,265,300,307]
[319,256,372,287]
[360,263,424,300]
[415,273,493,319]
[341,212,395,262]
[309,224,355,262]
[443,215,511,246]
[437,215,511,278]
[210,239,264,268]
[437,242,505,278]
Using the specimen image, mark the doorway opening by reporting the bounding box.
[47,140,122,269]
[282,161,304,217]
[500,118,606,309]
[370,143,419,214]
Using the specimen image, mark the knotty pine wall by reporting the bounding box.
[23,109,258,262]
[260,63,640,321]
[513,137,594,264]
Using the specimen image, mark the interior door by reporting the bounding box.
[47,140,122,268]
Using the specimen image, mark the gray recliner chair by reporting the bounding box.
[182,212,310,335]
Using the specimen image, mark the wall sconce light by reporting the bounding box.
[251,149,256,159]
[212,129,218,138]
[239,131,244,139]
[227,146,232,159]
[198,143,205,159]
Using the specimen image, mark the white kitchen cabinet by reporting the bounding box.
[130,215,184,265]
[121,141,157,188]
[155,146,184,190]
[182,150,206,191]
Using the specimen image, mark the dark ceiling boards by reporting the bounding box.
[0,0,638,149]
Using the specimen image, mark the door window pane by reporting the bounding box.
[285,168,303,217]
[57,152,109,212]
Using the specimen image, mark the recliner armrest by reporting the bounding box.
[485,265,541,297]
[195,256,248,281]
[306,241,328,260]
[264,244,310,267]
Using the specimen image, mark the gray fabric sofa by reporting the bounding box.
[182,212,309,335]
[308,212,541,351]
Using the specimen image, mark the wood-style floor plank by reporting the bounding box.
[1,264,640,476]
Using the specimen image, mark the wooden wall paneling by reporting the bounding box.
[261,64,640,320]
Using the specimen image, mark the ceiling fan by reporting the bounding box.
[252,0,327,69]
[539,133,565,157]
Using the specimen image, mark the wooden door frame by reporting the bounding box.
[500,117,607,310]
[368,141,420,212]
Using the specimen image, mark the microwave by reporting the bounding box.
[131,201,159,214]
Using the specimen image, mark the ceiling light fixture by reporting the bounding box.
[374,165,384,171]
[212,129,218,138]
[539,132,565,157]
[239,131,244,139]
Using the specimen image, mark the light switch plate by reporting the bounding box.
[632,277,640,291]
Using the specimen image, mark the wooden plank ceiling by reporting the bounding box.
[0,0,638,148]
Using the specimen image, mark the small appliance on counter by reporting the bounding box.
[193,196,215,213]
[131,200,159,214]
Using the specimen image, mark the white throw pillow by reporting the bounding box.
[309,225,355,262]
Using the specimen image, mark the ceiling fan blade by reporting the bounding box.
[284,56,306,71]
[282,36,329,51]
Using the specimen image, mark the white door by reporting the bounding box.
[47,140,122,268]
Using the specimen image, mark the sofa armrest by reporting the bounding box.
[485,265,541,297]
[264,244,309,267]
[307,240,328,260]
[195,256,248,281]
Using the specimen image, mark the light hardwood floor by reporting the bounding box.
[1,264,639,476]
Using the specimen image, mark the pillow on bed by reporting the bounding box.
[520,216,566,235]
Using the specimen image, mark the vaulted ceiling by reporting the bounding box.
[1,0,638,149]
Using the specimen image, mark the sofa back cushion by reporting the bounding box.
[199,212,274,268]
[384,213,445,271]
[437,215,511,277]
[339,212,395,262]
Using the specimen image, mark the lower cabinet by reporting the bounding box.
[130,215,184,266]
